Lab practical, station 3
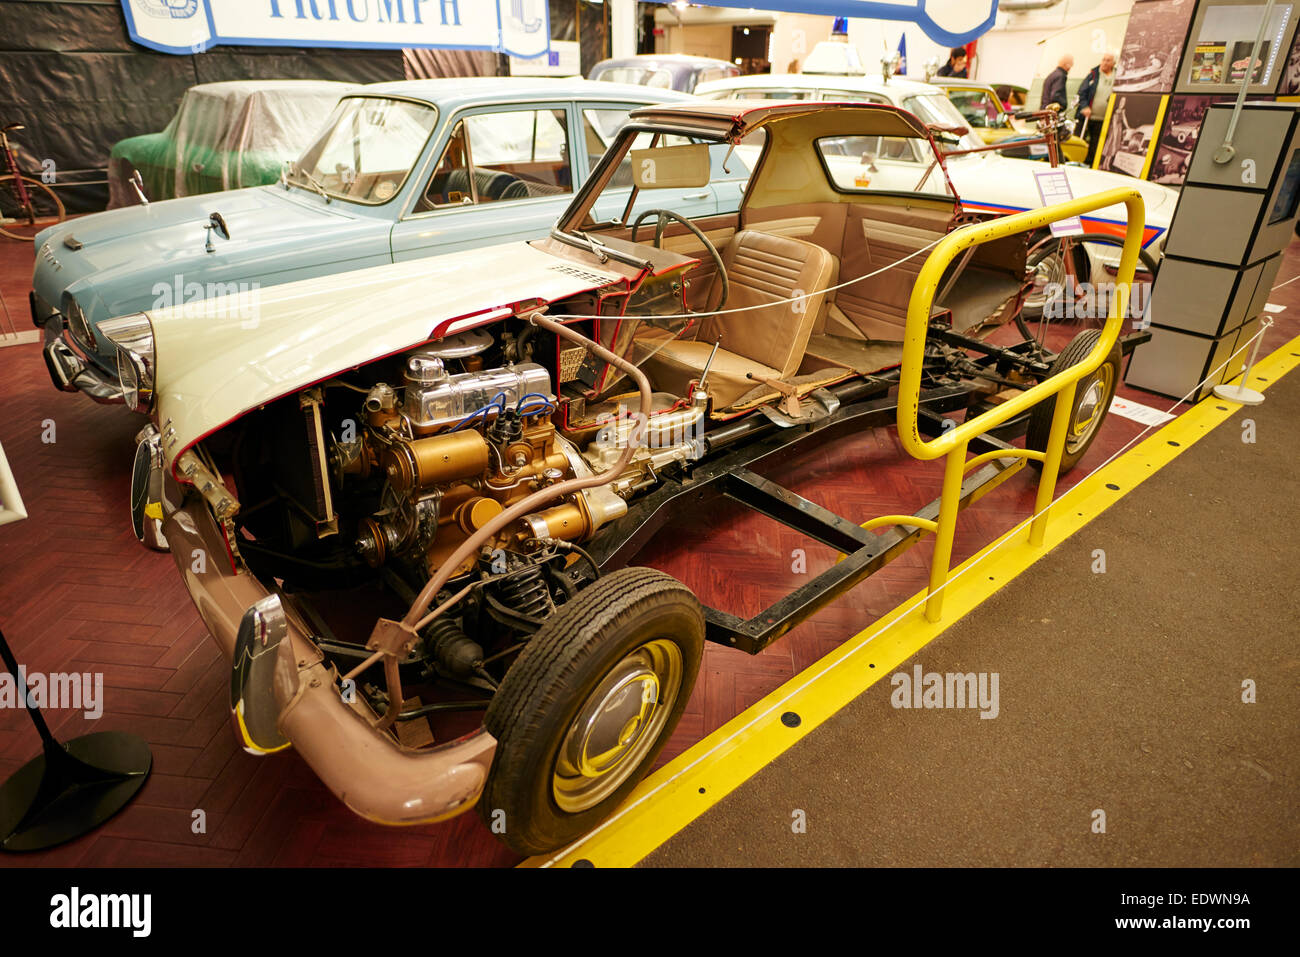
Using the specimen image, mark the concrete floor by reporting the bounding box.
[646,362,1300,867]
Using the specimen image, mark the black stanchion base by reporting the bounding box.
[0,731,152,852]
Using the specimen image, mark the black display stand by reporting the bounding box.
[0,626,151,852]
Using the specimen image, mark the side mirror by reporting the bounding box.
[129,168,149,206]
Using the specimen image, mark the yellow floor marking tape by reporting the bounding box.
[524,334,1300,868]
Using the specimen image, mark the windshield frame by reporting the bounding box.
[553,118,751,268]
[288,93,439,207]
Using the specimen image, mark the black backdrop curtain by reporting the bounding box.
[0,0,621,213]
[0,0,405,212]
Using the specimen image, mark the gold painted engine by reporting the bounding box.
[338,345,628,581]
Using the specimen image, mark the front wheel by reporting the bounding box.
[1022,232,1159,323]
[480,566,704,855]
[0,175,64,241]
[1026,329,1121,473]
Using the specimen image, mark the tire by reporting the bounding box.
[0,175,64,241]
[480,566,704,856]
[1022,232,1159,322]
[1026,329,1121,474]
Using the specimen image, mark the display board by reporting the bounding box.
[1174,0,1300,95]
[1127,101,1300,401]
[1114,0,1198,94]
[1093,92,1169,177]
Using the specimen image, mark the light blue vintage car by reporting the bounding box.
[34,77,747,403]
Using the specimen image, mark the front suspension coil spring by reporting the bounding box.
[498,564,555,620]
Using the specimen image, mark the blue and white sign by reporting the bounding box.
[653,1,998,47]
[121,0,550,57]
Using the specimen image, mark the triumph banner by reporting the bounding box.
[121,0,551,57]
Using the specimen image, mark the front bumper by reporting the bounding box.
[33,294,124,404]
[163,499,498,826]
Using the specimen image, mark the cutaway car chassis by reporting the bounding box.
[130,102,1152,857]
[565,326,1149,655]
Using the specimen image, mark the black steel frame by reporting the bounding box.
[590,327,1150,654]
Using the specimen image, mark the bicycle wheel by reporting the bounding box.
[0,174,65,241]
[1018,232,1159,351]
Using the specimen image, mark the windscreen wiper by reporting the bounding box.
[575,230,610,264]
[289,162,331,204]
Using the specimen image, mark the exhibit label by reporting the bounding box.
[120,0,551,57]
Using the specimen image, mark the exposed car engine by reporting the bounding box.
[215,323,707,682]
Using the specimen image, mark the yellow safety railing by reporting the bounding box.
[895,186,1145,622]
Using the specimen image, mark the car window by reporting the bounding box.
[900,93,985,153]
[817,89,889,105]
[728,88,812,100]
[694,67,738,88]
[596,66,673,89]
[420,107,573,209]
[815,134,952,198]
[294,96,437,204]
[583,108,634,173]
[946,89,1004,129]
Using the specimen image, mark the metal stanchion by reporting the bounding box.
[1214,317,1273,406]
[0,626,153,852]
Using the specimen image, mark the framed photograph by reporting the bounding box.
[1095,92,1170,178]
[1149,94,1219,184]
[1115,0,1198,94]
[1278,27,1300,93]
[1174,0,1300,95]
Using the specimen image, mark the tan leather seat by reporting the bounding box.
[640,229,835,408]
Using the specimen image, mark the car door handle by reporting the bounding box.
[682,192,710,200]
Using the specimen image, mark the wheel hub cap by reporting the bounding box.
[553,638,683,813]
[566,668,660,778]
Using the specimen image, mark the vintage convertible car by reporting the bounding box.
[113,99,1146,855]
[33,78,733,404]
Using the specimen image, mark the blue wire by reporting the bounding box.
[515,392,552,411]
[450,391,507,431]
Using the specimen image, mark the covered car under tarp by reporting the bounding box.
[107,80,356,208]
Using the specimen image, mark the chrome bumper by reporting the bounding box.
[40,316,124,405]
[163,500,498,826]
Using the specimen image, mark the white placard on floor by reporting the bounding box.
[1263,302,1287,313]
[1109,396,1175,426]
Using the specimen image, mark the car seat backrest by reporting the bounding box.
[699,229,834,377]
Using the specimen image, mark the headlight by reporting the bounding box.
[64,296,95,349]
[100,313,155,413]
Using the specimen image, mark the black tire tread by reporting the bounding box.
[1026,328,1121,473]
[480,566,704,854]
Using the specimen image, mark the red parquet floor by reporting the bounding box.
[1,233,1298,868]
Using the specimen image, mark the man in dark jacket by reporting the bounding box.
[1040,54,1074,112]
[1075,52,1116,165]
[937,46,968,78]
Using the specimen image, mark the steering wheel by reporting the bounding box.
[630,208,729,311]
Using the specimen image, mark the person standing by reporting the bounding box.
[1041,54,1074,112]
[1076,52,1116,165]
[937,46,968,78]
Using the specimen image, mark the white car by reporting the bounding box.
[696,72,1177,296]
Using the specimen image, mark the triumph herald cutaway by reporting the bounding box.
[110,100,1148,855]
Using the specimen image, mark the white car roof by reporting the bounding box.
[695,72,940,101]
